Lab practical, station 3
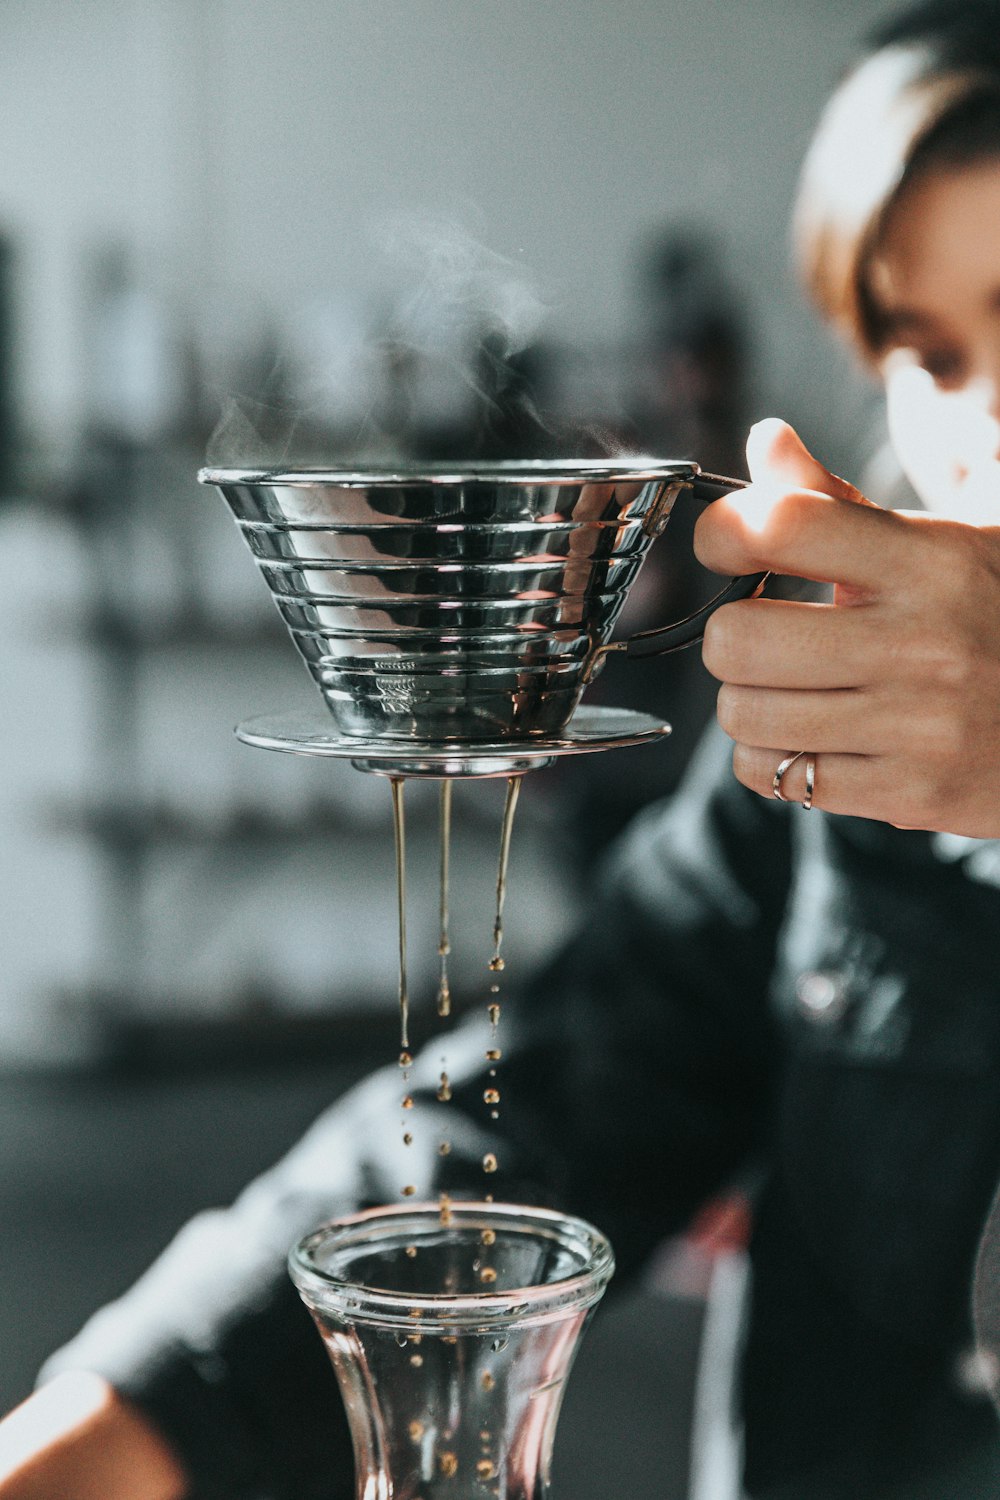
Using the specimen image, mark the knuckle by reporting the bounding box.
[904,765,949,829]
[931,634,977,692]
[900,616,977,694]
[926,708,967,767]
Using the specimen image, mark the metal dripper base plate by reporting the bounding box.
[235,706,671,778]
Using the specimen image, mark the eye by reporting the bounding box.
[917,347,967,388]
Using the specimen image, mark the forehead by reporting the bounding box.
[872,158,1000,316]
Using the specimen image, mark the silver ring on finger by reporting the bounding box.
[802,755,816,811]
[772,750,806,801]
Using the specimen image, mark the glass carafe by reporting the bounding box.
[289,1200,615,1500]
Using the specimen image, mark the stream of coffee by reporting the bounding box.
[385,773,527,1455]
[389,774,523,1208]
[490,777,521,977]
[437,780,452,1019]
[390,777,409,1051]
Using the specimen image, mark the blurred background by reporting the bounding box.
[0,0,901,1489]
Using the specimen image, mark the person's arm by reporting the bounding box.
[695,417,1000,836]
[0,1372,186,1500]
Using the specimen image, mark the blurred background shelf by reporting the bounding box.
[47,987,406,1072]
[44,799,399,847]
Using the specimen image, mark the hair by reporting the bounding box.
[795,0,1000,361]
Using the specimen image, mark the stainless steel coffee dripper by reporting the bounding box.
[200,460,762,756]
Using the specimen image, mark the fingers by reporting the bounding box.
[697,427,1000,835]
[696,481,912,591]
[696,418,918,591]
[733,745,883,818]
[733,739,997,833]
[716,685,881,755]
[746,417,870,506]
[702,597,890,689]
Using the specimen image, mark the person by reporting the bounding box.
[696,0,1000,841]
[7,1,1000,1496]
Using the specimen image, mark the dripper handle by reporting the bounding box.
[623,472,768,658]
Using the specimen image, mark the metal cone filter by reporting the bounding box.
[199,460,698,743]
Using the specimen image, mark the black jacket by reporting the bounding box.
[42,729,1000,1497]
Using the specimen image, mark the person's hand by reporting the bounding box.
[0,1372,187,1500]
[694,417,1000,837]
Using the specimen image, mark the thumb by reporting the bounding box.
[746,417,871,505]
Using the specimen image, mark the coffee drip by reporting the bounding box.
[202,456,763,1180]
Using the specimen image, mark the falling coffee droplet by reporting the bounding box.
[399,1051,412,1070]
[439,1452,459,1478]
[410,1353,424,1368]
[488,1003,501,1027]
[480,1228,496,1246]
[405,1246,418,1259]
[437,1072,452,1103]
[401,1184,416,1197]
[437,780,453,1018]
[485,1049,501,1062]
[483,1153,498,1174]
[403,1132,413,1146]
[479,1266,497,1284]
[477,1460,497,1480]
[439,1193,454,1227]
[409,1420,425,1442]
[484,1089,500,1105]
[389,777,409,1051]
[489,776,521,974]
[438,1140,451,1156]
[402,1095,414,1110]
[481,1371,495,1392]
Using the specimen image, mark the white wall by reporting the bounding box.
[1,0,900,472]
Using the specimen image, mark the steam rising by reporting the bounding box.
[206,216,627,468]
[383,214,545,368]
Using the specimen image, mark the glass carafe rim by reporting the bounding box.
[289,1200,615,1332]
